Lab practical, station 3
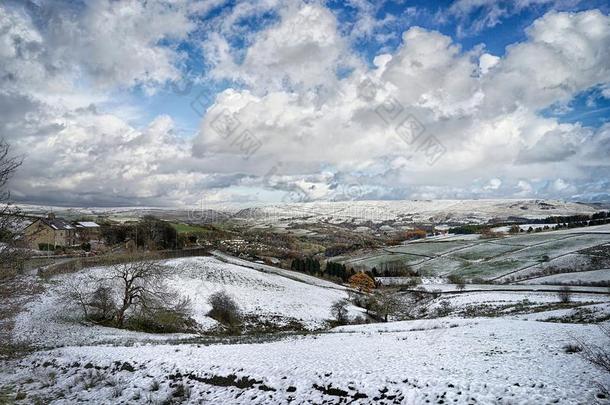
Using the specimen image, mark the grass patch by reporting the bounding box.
[170,222,211,234]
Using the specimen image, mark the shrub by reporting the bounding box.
[435,300,453,317]
[126,308,196,334]
[38,243,60,252]
[150,380,160,392]
[563,344,582,353]
[207,291,242,328]
[508,225,521,234]
[171,383,191,400]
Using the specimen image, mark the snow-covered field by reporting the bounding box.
[1,318,608,404]
[163,256,362,329]
[521,269,610,285]
[17,199,597,226]
[3,232,610,404]
[337,225,610,281]
[10,256,362,349]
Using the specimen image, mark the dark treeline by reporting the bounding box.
[372,260,418,277]
[529,211,610,224]
[290,257,321,274]
[290,258,377,283]
[101,216,184,250]
[450,211,610,234]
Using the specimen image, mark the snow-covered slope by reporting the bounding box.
[2,318,608,404]
[17,199,596,225]
[163,256,362,328]
[244,199,595,225]
[12,256,362,348]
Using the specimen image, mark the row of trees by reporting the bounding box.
[451,211,610,235]
[101,216,185,250]
[290,257,381,284]
[371,260,418,277]
[291,257,418,282]
[290,257,321,274]
[530,211,610,224]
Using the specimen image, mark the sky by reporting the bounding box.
[1,0,610,207]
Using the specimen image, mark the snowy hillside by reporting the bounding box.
[11,256,362,349]
[243,199,596,225]
[16,199,596,225]
[2,318,608,404]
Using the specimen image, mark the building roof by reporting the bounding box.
[75,221,100,228]
[40,218,75,230]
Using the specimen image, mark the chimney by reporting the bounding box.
[47,212,56,220]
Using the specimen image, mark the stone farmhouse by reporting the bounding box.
[22,213,100,250]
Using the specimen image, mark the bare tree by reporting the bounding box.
[330,299,349,324]
[558,286,571,303]
[0,139,25,278]
[109,260,173,327]
[61,277,116,323]
[371,288,401,321]
[62,259,192,331]
[576,324,610,397]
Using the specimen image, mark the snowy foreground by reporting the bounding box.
[2,255,610,404]
[1,318,608,404]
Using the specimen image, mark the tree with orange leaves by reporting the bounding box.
[348,272,375,293]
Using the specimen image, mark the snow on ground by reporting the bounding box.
[492,224,549,233]
[413,283,610,294]
[211,251,348,291]
[520,269,610,285]
[249,199,595,225]
[11,288,198,349]
[1,318,608,404]
[11,256,362,349]
[431,290,609,309]
[163,256,362,329]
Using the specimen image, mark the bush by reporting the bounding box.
[563,344,582,353]
[127,307,195,333]
[38,243,62,252]
[435,300,453,317]
[207,291,242,328]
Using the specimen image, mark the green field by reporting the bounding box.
[449,242,521,261]
[171,222,211,234]
[342,252,426,268]
[385,241,470,256]
[339,229,610,280]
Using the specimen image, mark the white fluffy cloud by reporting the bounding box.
[193,7,610,202]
